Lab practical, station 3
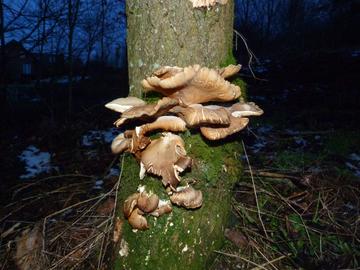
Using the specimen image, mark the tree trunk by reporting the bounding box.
[115,1,243,269]
[126,0,234,97]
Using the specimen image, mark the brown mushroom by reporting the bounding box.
[170,186,203,209]
[150,201,173,217]
[123,193,140,218]
[217,64,241,78]
[128,208,149,230]
[200,116,249,140]
[230,102,264,117]
[141,65,241,106]
[137,192,160,213]
[137,116,187,137]
[111,133,131,154]
[105,96,146,113]
[111,131,150,158]
[170,104,231,127]
[113,97,179,127]
[139,133,191,189]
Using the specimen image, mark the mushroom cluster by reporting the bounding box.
[106,64,263,230]
[123,191,172,230]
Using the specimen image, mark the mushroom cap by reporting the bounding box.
[105,96,146,113]
[150,203,172,217]
[170,186,203,209]
[114,97,179,127]
[230,102,264,117]
[141,65,241,106]
[200,116,249,140]
[140,133,191,189]
[123,193,140,218]
[217,64,242,78]
[128,208,149,230]
[171,104,231,127]
[111,133,131,154]
[111,130,150,157]
[137,116,187,137]
[137,192,160,213]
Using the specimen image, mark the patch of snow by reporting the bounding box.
[252,95,266,101]
[253,65,268,74]
[256,125,273,135]
[349,153,360,162]
[285,129,299,135]
[82,128,117,146]
[137,185,146,193]
[250,140,267,153]
[107,167,120,177]
[294,136,307,147]
[93,179,104,190]
[181,244,189,253]
[351,50,360,57]
[18,146,58,179]
[119,239,129,257]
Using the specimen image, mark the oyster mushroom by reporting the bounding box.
[128,208,149,230]
[230,102,264,118]
[123,193,140,218]
[170,186,203,209]
[105,96,146,113]
[139,133,191,189]
[137,116,187,137]
[111,133,131,154]
[114,97,179,127]
[111,130,151,158]
[141,65,241,106]
[170,104,231,127]
[137,192,159,213]
[217,64,242,78]
[200,117,249,140]
[150,203,173,217]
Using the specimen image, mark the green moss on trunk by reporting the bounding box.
[116,133,242,270]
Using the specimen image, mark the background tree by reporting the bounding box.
[115,1,244,269]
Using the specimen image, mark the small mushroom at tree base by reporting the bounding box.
[137,192,160,213]
[128,208,149,230]
[150,203,173,217]
[170,186,203,209]
[123,193,140,218]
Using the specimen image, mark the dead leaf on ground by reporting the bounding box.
[224,228,249,248]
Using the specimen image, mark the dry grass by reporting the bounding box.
[0,156,124,270]
[212,139,360,269]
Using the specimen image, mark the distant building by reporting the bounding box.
[0,40,64,83]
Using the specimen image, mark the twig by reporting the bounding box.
[250,254,289,270]
[233,29,267,81]
[214,250,267,270]
[242,140,269,239]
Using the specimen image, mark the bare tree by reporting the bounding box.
[67,0,80,116]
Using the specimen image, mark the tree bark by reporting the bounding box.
[126,0,234,96]
[115,1,242,269]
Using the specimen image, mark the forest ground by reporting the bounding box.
[0,49,359,269]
